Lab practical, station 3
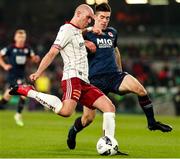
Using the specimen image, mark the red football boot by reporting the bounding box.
[9,84,34,96]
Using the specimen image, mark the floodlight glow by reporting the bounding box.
[95,0,108,4]
[86,0,95,5]
[149,0,169,5]
[175,0,180,2]
[125,0,148,4]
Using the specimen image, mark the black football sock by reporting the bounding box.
[138,95,156,125]
[0,98,8,109]
[17,98,25,114]
[73,116,86,133]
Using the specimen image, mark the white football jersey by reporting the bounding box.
[53,23,89,83]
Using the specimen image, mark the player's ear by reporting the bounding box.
[76,10,81,17]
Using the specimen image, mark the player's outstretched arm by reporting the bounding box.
[30,47,59,81]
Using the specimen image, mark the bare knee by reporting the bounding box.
[58,111,72,117]
[94,95,115,113]
[137,86,147,96]
[57,107,73,117]
[57,100,76,117]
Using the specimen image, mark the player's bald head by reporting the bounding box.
[71,4,94,29]
[75,4,94,16]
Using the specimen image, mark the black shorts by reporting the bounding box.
[89,72,128,95]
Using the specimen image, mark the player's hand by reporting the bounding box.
[92,27,103,35]
[3,64,12,71]
[29,72,41,81]
[85,40,96,53]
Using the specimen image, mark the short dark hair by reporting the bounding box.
[95,3,111,13]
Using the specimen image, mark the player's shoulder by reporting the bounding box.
[61,23,71,29]
[0,44,13,55]
[60,23,75,31]
[106,27,117,34]
[57,23,74,36]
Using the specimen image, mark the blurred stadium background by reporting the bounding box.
[0,0,179,115]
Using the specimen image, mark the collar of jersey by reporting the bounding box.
[65,21,80,29]
[12,43,26,49]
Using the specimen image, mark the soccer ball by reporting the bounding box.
[96,136,119,156]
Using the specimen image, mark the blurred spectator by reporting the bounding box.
[173,86,180,116]
[158,65,171,86]
[132,61,148,85]
[173,68,180,86]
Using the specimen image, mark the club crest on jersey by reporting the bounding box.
[108,32,113,37]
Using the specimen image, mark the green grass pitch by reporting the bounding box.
[0,110,180,158]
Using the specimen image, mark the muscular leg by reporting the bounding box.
[28,89,78,117]
[67,95,115,149]
[119,74,147,96]
[119,74,172,132]
[57,99,77,117]
[67,107,96,149]
[10,86,76,117]
[119,74,155,125]
[92,95,115,136]
[82,107,96,127]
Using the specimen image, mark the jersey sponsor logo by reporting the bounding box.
[97,38,113,48]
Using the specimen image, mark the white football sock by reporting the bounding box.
[103,112,115,137]
[28,90,62,114]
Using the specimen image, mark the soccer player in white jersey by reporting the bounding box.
[9,4,123,153]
